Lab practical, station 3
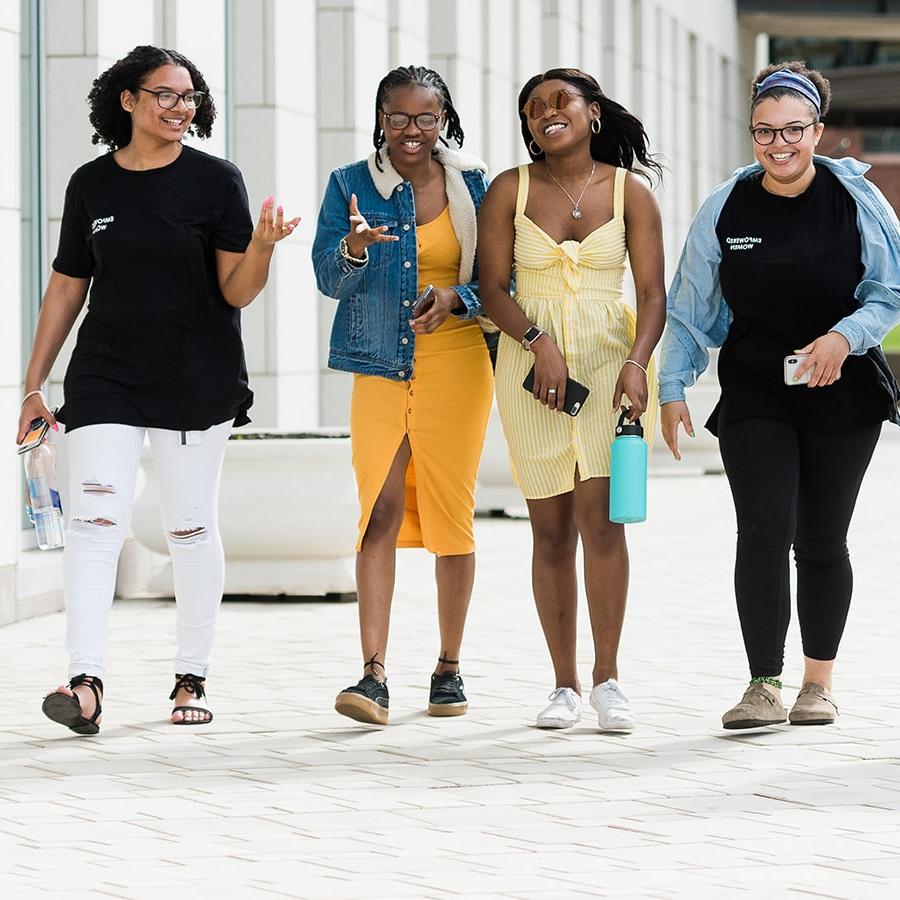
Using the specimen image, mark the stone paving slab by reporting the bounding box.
[1,431,900,897]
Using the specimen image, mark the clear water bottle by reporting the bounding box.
[24,442,65,549]
[609,409,647,524]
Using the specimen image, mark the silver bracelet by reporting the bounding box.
[623,358,648,377]
[21,389,44,407]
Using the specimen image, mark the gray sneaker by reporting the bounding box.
[789,683,838,726]
[722,682,786,729]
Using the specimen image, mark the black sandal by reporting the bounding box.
[169,673,213,725]
[42,674,103,735]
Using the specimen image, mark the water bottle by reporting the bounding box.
[24,442,65,549]
[609,409,647,524]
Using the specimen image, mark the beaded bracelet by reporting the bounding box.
[750,675,783,690]
[622,358,648,377]
[21,389,44,408]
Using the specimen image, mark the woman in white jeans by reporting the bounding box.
[16,45,298,734]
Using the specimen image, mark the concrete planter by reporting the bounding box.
[130,430,358,599]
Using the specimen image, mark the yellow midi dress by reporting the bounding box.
[350,206,494,555]
[495,165,658,500]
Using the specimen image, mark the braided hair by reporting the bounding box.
[372,65,465,171]
[87,45,216,150]
[518,68,662,185]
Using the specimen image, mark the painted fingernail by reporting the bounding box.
[689,430,695,438]
[277,205,283,214]
[52,423,59,432]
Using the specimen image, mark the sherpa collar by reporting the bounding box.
[366,146,487,284]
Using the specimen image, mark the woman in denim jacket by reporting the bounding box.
[659,61,900,730]
[312,66,493,725]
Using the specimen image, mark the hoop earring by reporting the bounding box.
[529,139,542,156]
[591,118,601,134]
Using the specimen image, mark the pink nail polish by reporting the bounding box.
[52,423,59,432]
[277,205,283,214]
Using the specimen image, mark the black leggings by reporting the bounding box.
[717,416,880,677]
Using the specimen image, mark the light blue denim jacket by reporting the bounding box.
[658,155,900,405]
[312,146,488,381]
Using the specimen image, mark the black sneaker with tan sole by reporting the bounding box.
[428,671,468,717]
[334,675,389,725]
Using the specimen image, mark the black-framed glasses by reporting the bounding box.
[381,111,442,131]
[139,87,205,110]
[749,121,817,146]
[523,89,586,120]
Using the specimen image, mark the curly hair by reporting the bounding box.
[372,65,465,171]
[87,45,216,150]
[518,68,662,185]
[750,60,832,120]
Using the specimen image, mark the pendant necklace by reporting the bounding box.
[544,160,595,219]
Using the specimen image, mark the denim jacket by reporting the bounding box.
[659,155,900,411]
[312,146,489,380]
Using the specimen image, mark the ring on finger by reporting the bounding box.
[547,388,557,394]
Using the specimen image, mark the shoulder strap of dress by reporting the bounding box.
[614,167,627,219]
[515,165,530,217]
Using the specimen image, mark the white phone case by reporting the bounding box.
[784,354,812,386]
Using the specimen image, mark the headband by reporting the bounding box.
[755,69,821,114]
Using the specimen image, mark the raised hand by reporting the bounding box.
[346,193,399,258]
[253,195,300,246]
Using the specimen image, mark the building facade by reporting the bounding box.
[3,0,755,621]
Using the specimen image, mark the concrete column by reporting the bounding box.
[231,0,320,428]
[482,0,518,174]
[0,0,22,620]
[316,0,390,426]
[388,0,428,68]
[541,0,580,69]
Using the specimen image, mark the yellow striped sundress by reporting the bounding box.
[494,164,658,500]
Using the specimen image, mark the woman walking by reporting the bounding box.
[659,61,900,728]
[477,68,666,731]
[19,45,298,733]
[312,66,493,725]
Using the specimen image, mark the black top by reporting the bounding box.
[53,145,254,432]
[710,166,887,434]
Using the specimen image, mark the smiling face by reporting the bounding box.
[121,64,195,145]
[751,95,824,195]
[380,84,445,163]
[525,79,600,156]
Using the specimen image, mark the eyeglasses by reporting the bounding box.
[522,89,585,120]
[749,121,817,146]
[381,112,442,131]
[139,87,205,110]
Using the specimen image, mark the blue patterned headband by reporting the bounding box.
[754,69,821,114]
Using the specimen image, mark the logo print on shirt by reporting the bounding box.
[91,215,115,235]
[726,236,762,251]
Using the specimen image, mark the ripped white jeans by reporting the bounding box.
[63,421,232,679]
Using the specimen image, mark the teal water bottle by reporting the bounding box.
[609,409,647,524]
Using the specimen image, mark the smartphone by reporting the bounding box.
[18,416,51,455]
[411,284,435,317]
[784,353,813,386]
[523,365,590,417]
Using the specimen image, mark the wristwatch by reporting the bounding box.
[521,325,548,351]
[339,236,368,265]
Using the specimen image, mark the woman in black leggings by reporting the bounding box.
[658,61,900,728]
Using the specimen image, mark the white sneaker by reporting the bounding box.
[536,687,582,729]
[589,679,636,732]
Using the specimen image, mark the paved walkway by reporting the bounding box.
[3,432,900,899]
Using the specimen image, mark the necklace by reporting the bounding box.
[544,160,595,219]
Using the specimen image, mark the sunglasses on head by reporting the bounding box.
[523,88,586,119]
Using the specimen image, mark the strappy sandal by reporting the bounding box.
[42,674,103,735]
[169,673,213,725]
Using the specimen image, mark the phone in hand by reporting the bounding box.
[18,416,51,455]
[522,365,590,416]
[411,284,435,317]
[784,353,813,386]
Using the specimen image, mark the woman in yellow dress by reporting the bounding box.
[478,68,666,732]
[312,66,493,725]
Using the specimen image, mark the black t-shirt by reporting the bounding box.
[53,145,254,432]
[710,166,887,434]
